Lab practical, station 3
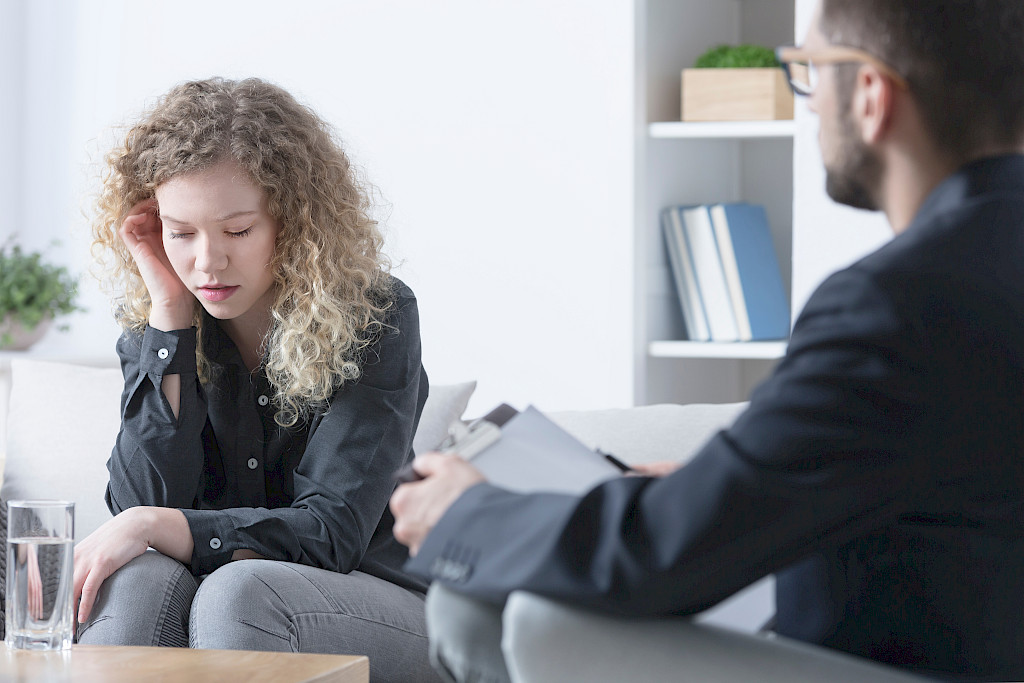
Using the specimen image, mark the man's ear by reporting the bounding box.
[853,65,896,144]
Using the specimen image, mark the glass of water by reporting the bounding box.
[5,500,74,650]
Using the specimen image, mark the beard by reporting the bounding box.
[824,124,881,210]
[824,73,882,211]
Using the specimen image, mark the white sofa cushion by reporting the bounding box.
[412,381,476,456]
[1,358,475,540]
[548,402,747,466]
[1,360,122,540]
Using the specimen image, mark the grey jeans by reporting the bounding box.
[77,550,441,683]
[425,584,930,683]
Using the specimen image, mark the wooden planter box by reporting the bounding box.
[681,68,793,122]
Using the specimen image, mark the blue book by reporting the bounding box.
[708,203,790,341]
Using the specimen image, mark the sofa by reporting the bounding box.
[0,358,925,681]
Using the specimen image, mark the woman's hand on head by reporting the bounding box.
[119,199,194,331]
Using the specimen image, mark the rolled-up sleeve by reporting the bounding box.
[106,326,208,513]
[183,290,427,575]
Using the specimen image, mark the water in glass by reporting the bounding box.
[5,536,74,650]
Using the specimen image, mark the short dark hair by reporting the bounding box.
[821,0,1024,160]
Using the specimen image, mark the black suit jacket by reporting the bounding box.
[409,155,1024,681]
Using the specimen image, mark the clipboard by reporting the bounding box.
[397,403,625,495]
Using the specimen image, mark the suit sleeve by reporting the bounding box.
[408,267,936,614]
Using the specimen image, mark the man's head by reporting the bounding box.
[797,1,1024,212]
[820,0,1024,159]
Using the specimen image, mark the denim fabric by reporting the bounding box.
[77,550,197,647]
[78,552,439,683]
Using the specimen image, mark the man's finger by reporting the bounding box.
[409,451,459,478]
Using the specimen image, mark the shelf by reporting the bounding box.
[648,120,796,139]
[648,340,787,360]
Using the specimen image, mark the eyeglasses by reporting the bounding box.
[775,45,909,97]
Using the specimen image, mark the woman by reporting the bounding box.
[77,77,437,682]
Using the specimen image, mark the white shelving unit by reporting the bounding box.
[634,0,796,406]
[648,340,788,360]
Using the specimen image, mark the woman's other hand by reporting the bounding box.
[119,199,193,331]
[73,507,193,626]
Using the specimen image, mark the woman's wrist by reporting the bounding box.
[149,301,194,332]
[136,506,194,564]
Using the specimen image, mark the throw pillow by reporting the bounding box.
[412,380,477,456]
[1,360,123,541]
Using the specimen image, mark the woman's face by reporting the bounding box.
[156,161,280,324]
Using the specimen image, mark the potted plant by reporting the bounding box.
[0,242,82,350]
[681,44,793,122]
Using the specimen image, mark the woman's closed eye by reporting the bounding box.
[167,226,253,240]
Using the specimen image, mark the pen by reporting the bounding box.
[599,449,633,473]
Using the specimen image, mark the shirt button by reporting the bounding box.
[247,458,258,470]
[157,348,169,359]
[257,395,269,406]
[209,537,222,550]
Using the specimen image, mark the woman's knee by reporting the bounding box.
[191,562,440,681]
[189,560,293,650]
[77,550,196,646]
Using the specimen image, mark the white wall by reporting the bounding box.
[1,0,635,415]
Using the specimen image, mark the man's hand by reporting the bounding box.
[389,453,486,556]
[628,460,680,477]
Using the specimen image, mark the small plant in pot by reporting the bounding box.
[0,241,82,350]
[682,43,793,122]
[693,44,780,69]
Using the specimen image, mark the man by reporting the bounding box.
[390,1,1024,680]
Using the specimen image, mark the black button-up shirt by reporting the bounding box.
[106,279,428,592]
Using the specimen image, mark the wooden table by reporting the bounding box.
[0,645,369,682]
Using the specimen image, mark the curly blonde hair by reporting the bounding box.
[91,77,393,426]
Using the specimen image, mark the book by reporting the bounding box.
[678,205,740,341]
[708,203,790,340]
[662,207,710,341]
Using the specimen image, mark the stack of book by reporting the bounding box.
[662,202,789,342]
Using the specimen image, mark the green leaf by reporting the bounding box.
[0,240,84,329]
[694,44,780,69]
